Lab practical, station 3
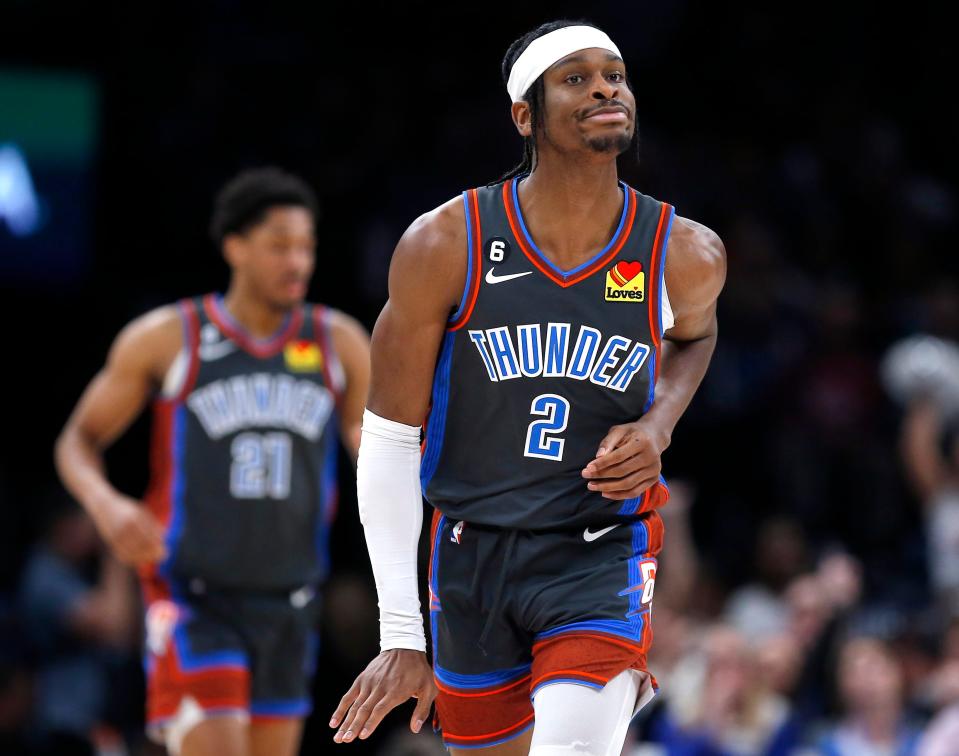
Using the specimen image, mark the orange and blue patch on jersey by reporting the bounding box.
[284,339,323,372]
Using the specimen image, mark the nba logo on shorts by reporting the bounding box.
[451,520,465,544]
[145,600,179,656]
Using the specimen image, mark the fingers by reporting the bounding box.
[134,525,167,563]
[331,657,437,743]
[585,453,659,481]
[357,691,402,739]
[335,689,400,743]
[592,424,630,460]
[333,688,367,743]
[593,474,659,500]
[114,537,163,567]
[584,435,644,475]
[410,686,435,733]
[111,509,167,566]
[119,525,166,565]
[588,470,650,494]
[330,679,362,731]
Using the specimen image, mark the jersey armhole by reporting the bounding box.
[313,305,347,404]
[661,278,675,333]
[162,299,201,403]
[447,189,482,331]
[647,204,676,347]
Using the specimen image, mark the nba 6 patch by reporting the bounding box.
[284,340,323,372]
[605,261,645,302]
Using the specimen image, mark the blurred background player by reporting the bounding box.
[54,167,371,756]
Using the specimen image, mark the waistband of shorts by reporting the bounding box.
[437,513,653,536]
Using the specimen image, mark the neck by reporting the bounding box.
[516,155,623,269]
[222,284,290,339]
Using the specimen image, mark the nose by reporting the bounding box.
[290,245,314,272]
[591,73,618,101]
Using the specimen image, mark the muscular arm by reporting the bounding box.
[644,217,727,447]
[331,198,465,743]
[584,216,727,497]
[328,311,372,460]
[54,307,182,565]
[367,204,467,423]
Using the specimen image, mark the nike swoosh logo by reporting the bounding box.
[583,524,621,542]
[486,268,533,285]
[199,341,237,361]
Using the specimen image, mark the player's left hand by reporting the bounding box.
[581,419,669,500]
[330,649,436,743]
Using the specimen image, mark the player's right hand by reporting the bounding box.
[330,649,436,743]
[93,494,167,567]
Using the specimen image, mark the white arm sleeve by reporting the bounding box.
[356,409,427,652]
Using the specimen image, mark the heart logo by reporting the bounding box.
[615,261,643,281]
[610,260,643,288]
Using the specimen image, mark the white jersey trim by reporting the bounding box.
[661,277,675,333]
[161,348,188,399]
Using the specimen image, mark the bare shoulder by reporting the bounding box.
[109,304,184,384]
[325,307,371,347]
[400,195,467,254]
[390,196,467,309]
[665,215,727,307]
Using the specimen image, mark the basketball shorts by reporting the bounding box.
[140,576,320,735]
[428,510,664,749]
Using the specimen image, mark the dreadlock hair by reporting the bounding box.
[496,19,639,185]
[209,166,320,246]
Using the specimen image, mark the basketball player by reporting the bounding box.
[55,167,371,756]
[330,19,726,756]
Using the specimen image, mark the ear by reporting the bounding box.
[222,233,244,268]
[511,100,532,138]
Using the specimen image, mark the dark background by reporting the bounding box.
[2,1,957,754]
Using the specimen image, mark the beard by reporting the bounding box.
[585,131,633,155]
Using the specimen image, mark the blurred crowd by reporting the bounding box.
[2,4,958,755]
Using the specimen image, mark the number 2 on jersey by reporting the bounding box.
[524,393,570,461]
[230,431,292,499]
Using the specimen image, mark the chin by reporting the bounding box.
[268,294,303,312]
[586,131,633,155]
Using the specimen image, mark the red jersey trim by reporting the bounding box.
[502,180,638,289]
[646,204,673,349]
[203,294,304,358]
[448,189,483,332]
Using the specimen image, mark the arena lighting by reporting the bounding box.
[0,143,41,237]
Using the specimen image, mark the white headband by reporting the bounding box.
[506,26,623,103]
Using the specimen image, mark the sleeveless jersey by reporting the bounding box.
[144,294,343,592]
[421,178,675,530]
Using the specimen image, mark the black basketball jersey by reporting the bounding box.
[144,294,343,592]
[421,178,675,529]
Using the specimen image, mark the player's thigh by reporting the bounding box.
[250,718,304,756]
[449,728,533,756]
[527,670,644,756]
[180,715,249,756]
